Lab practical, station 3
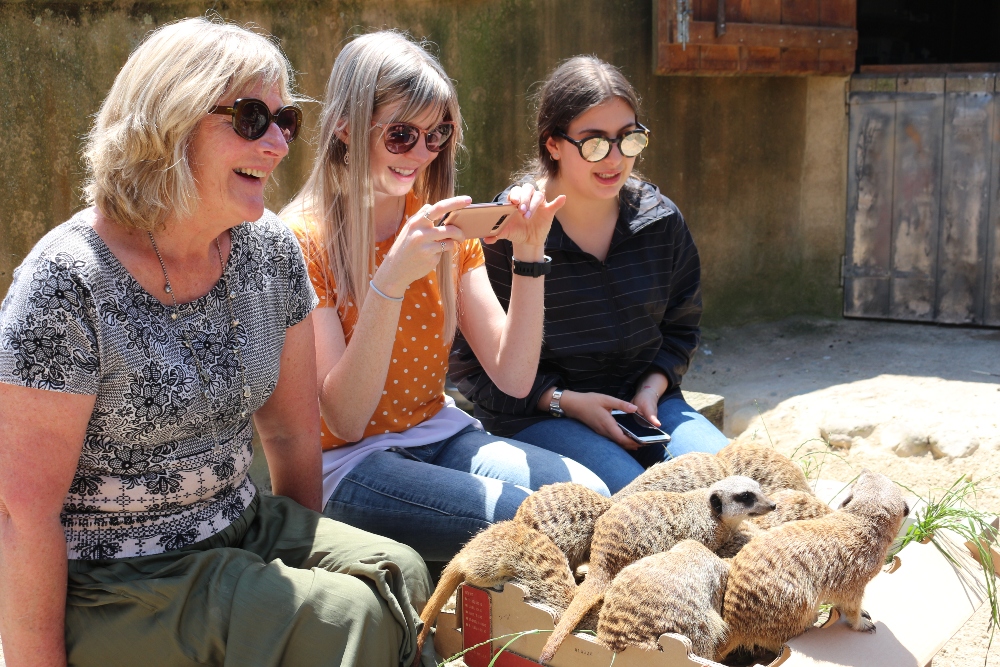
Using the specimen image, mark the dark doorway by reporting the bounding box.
[857,0,1000,68]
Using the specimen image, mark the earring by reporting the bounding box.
[344,150,349,165]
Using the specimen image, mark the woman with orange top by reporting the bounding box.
[283,31,608,563]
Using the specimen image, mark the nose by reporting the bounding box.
[258,120,290,160]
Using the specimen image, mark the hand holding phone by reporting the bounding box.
[611,409,671,445]
[437,202,518,239]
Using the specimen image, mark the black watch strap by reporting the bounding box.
[511,255,552,277]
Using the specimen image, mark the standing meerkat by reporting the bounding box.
[597,540,729,660]
[514,482,612,571]
[414,521,578,663]
[717,442,812,494]
[717,471,909,662]
[612,452,731,501]
[538,476,775,663]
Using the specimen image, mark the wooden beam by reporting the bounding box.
[681,20,857,49]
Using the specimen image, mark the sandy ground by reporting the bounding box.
[3,316,997,667]
[683,316,1000,667]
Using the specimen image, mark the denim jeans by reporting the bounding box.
[512,392,729,495]
[323,425,609,562]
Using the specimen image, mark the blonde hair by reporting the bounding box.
[83,17,294,230]
[282,30,462,338]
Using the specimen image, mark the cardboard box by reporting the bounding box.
[433,486,993,667]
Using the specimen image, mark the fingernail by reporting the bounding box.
[524,211,532,218]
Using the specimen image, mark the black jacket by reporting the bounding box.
[449,179,703,436]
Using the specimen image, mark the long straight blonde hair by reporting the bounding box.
[284,31,462,338]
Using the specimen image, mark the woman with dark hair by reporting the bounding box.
[451,56,728,495]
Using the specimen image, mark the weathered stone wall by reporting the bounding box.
[0,0,848,325]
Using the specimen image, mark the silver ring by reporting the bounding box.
[440,241,447,251]
[423,212,435,224]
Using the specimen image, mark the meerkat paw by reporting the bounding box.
[860,609,871,620]
[853,617,876,633]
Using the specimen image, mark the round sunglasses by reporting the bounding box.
[553,122,650,162]
[374,121,456,154]
[209,98,303,143]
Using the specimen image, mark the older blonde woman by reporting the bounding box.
[0,18,430,667]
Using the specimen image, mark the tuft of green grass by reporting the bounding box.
[889,475,999,663]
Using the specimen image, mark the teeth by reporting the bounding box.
[235,167,266,178]
[597,172,619,179]
[390,167,415,176]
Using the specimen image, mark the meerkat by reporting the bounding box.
[717,442,812,494]
[719,489,835,558]
[717,470,909,662]
[538,476,775,663]
[414,521,578,664]
[514,482,612,571]
[749,488,833,530]
[597,540,729,660]
[612,452,731,501]
[515,454,727,571]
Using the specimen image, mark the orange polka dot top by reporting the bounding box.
[288,193,485,450]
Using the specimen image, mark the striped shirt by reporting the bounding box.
[449,179,702,436]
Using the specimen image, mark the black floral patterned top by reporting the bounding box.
[0,209,317,560]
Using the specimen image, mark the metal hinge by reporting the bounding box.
[844,80,851,115]
[839,255,847,287]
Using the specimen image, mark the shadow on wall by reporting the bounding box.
[0,1,848,327]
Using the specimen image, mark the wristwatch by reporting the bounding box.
[549,388,565,418]
[512,255,552,278]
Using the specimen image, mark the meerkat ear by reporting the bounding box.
[710,492,724,517]
[903,501,910,516]
[838,493,854,509]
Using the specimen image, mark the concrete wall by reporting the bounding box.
[0,0,849,325]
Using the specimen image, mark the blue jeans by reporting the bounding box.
[512,394,729,495]
[323,425,609,562]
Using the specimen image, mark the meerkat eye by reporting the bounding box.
[735,492,755,505]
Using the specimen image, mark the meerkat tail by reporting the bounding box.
[415,562,466,658]
[539,575,608,663]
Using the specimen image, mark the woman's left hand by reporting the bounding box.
[630,370,669,427]
[630,386,662,427]
[486,183,565,250]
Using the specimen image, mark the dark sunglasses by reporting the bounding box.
[209,98,302,143]
[553,122,650,162]
[374,121,456,154]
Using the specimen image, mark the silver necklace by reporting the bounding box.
[148,231,252,420]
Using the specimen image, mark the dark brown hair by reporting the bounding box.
[527,55,642,182]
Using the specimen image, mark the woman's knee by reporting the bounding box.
[300,574,406,666]
[377,539,433,611]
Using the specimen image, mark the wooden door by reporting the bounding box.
[845,73,1000,326]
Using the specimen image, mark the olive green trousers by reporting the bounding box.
[65,493,434,667]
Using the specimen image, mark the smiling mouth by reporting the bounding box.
[389,166,416,177]
[234,167,266,180]
[596,171,620,180]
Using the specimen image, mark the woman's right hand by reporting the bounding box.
[372,195,472,298]
[559,390,643,451]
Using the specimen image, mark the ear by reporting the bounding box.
[545,134,560,161]
[709,492,723,517]
[334,118,350,146]
[903,502,910,516]
[838,493,854,509]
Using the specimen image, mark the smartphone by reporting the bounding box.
[611,409,671,445]
[438,202,518,239]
